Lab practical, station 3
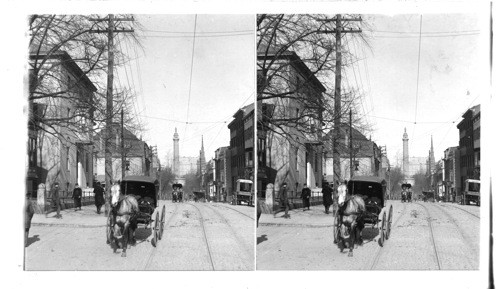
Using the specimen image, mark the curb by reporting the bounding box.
[31,222,106,228]
[258,222,333,228]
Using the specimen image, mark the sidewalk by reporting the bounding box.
[259,205,336,228]
[32,205,108,228]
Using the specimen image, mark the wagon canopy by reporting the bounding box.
[121,175,158,207]
[348,176,387,207]
[172,183,183,189]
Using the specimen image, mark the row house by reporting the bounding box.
[228,103,254,201]
[457,104,480,190]
[257,49,325,209]
[27,51,96,209]
[214,146,231,202]
[443,146,460,202]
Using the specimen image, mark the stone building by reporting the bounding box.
[443,146,460,201]
[27,51,96,205]
[257,50,325,208]
[214,146,231,202]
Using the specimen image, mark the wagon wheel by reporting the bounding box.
[333,210,340,244]
[151,211,159,247]
[386,205,393,240]
[106,213,114,245]
[378,211,386,247]
[159,205,166,240]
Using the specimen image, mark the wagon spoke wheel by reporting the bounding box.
[159,205,166,240]
[333,210,340,244]
[106,213,113,245]
[386,205,393,240]
[378,211,386,247]
[152,211,159,247]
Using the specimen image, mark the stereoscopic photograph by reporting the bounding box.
[256,13,487,270]
[24,14,255,271]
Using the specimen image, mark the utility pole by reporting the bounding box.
[349,108,353,179]
[319,14,362,184]
[121,108,125,180]
[90,15,134,216]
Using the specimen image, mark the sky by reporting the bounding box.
[114,14,255,165]
[341,13,488,166]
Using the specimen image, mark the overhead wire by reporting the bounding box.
[411,15,423,146]
[184,14,197,139]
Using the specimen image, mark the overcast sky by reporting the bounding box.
[116,14,254,165]
[342,13,488,166]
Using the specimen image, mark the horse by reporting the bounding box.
[337,195,366,257]
[110,184,139,257]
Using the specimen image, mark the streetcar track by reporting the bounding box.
[439,203,480,219]
[199,203,254,260]
[185,202,216,270]
[415,202,442,270]
[369,202,408,270]
[142,203,179,270]
[211,203,255,220]
[430,203,479,258]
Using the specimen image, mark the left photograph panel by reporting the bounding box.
[25,14,255,271]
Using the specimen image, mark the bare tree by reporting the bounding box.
[28,14,144,146]
[388,166,405,198]
[257,14,372,147]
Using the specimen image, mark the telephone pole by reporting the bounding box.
[90,15,134,216]
[319,14,362,184]
[349,108,353,179]
[121,108,125,180]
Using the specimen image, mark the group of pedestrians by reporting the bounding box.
[274,180,349,218]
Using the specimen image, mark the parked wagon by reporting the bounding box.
[106,176,166,248]
[193,191,206,202]
[422,191,435,202]
[333,176,393,247]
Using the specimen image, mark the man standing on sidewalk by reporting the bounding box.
[25,192,35,247]
[93,182,104,214]
[322,182,333,214]
[46,182,62,218]
[277,182,290,218]
[72,183,82,211]
[301,183,311,211]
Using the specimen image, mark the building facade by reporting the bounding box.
[457,104,480,191]
[257,50,325,208]
[94,124,152,183]
[443,146,460,202]
[214,146,231,202]
[27,51,96,204]
[228,104,254,200]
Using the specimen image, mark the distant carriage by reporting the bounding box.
[422,191,435,202]
[333,176,393,248]
[401,183,412,203]
[106,176,166,248]
[172,183,183,203]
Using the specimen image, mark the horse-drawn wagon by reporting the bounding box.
[333,176,393,255]
[106,176,166,255]
[172,183,183,203]
[193,191,206,202]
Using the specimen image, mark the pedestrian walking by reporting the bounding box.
[93,182,105,214]
[25,192,35,247]
[278,182,290,218]
[72,183,82,211]
[46,182,62,218]
[301,183,311,211]
[322,182,333,214]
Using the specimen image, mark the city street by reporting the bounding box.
[257,200,480,270]
[25,201,254,271]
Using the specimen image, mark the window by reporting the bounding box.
[28,137,37,167]
[66,146,70,172]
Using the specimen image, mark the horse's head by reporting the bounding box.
[110,184,121,207]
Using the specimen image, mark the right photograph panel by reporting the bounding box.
[256,13,485,270]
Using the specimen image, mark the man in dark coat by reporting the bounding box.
[25,192,35,247]
[301,183,311,211]
[278,182,290,218]
[322,182,333,214]
[72,183,82,211]
[93,182,104,214]
[46,182,62,219]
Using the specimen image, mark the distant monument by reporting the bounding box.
[402,128,409,178]
[173,128,180,177]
